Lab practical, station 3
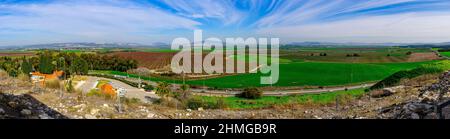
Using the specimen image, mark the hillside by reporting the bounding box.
[1,70,449,119]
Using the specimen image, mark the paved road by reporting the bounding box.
[76,76,160,103]
[190,83,374,97]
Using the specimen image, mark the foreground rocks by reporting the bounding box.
[0,93,67,119]
[381,71,450,119]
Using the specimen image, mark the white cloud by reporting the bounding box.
[256,12,450,43]
[254,0,418,28]
[0,0,201,45]
[159,0,245,25]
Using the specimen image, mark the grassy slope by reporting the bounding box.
[186,61,436,88]
[197,88,366,109]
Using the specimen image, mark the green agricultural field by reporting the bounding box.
[196,88,366,109]
[441,52,450,58]
[281,47,433,63]
[185,61,436,88]
[92,60,440,88]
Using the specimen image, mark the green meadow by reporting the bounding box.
[92,60,440,88]
[441,52,450,57]
[196,88,367,109]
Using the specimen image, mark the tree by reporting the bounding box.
[71,57,89,75]
[21,58,32,75]
[155,82,171,97]
[38,54,55,74]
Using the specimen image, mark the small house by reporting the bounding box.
[30,70,64,85]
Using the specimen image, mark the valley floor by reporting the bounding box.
[1,71,449,119]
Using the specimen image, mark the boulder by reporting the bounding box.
[370,90,393,98]
[20,109,32,115]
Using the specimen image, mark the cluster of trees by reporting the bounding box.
[79,53,138,72]
[0,51,137,77]
[0,57,21,77]
[309,53,328,56]
[346,53,361,57]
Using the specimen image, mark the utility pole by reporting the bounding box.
[138,76,141,89]
[335,95,339,111]
[59,57,65,99]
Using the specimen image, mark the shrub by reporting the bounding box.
[238,87,263,99]
[0,70,8,79]
[157,97,183,109]
[143,84,154,91]
[215,98,228,109]
[17,73,30,82]
[185,97,206,109]
[65,79,75,93]
[123,97,141,106]
[45,79,61,89]
[86,89,114,99]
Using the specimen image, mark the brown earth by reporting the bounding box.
[110,52,175,70]
[0,52,35,57]
[407,52,441,62]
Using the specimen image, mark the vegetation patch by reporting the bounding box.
[370,60,450,90]
[196,88,366,109]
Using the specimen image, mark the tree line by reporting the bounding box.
[0,51,137,77]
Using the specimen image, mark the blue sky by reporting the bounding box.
[1,0,450,46]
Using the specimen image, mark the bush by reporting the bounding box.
[157,97,183,109]
[184,97,228,109]
[45,79,61,89]
[215,98,228,109]
[0,70,8,79]
[65,79,75,93]
[143,84,154,91]
[238,87,263,99]
[86,89,114,99]
[17,73,30,82]
[123,97,141,106]
[186,97,205,110]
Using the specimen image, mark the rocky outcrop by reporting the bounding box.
[382,71,450,119]
[0,93,67,119]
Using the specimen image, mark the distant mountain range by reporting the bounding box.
[2,41,450,50]
[287,42,450,47]
[0,42,170,50]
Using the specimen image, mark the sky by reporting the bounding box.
[1,0,450,46]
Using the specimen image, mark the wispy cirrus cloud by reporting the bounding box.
[0,0,200,45]
[2,0,450,46]
[151,0,246,25]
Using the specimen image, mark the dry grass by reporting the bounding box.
[72,75,87,81]
[0,70,8,79]
[45,79,61,89]
[17,73,30,82]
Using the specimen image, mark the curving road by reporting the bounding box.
[190,83,374,97]
[75,76,160,103]
[85,75,374,98]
